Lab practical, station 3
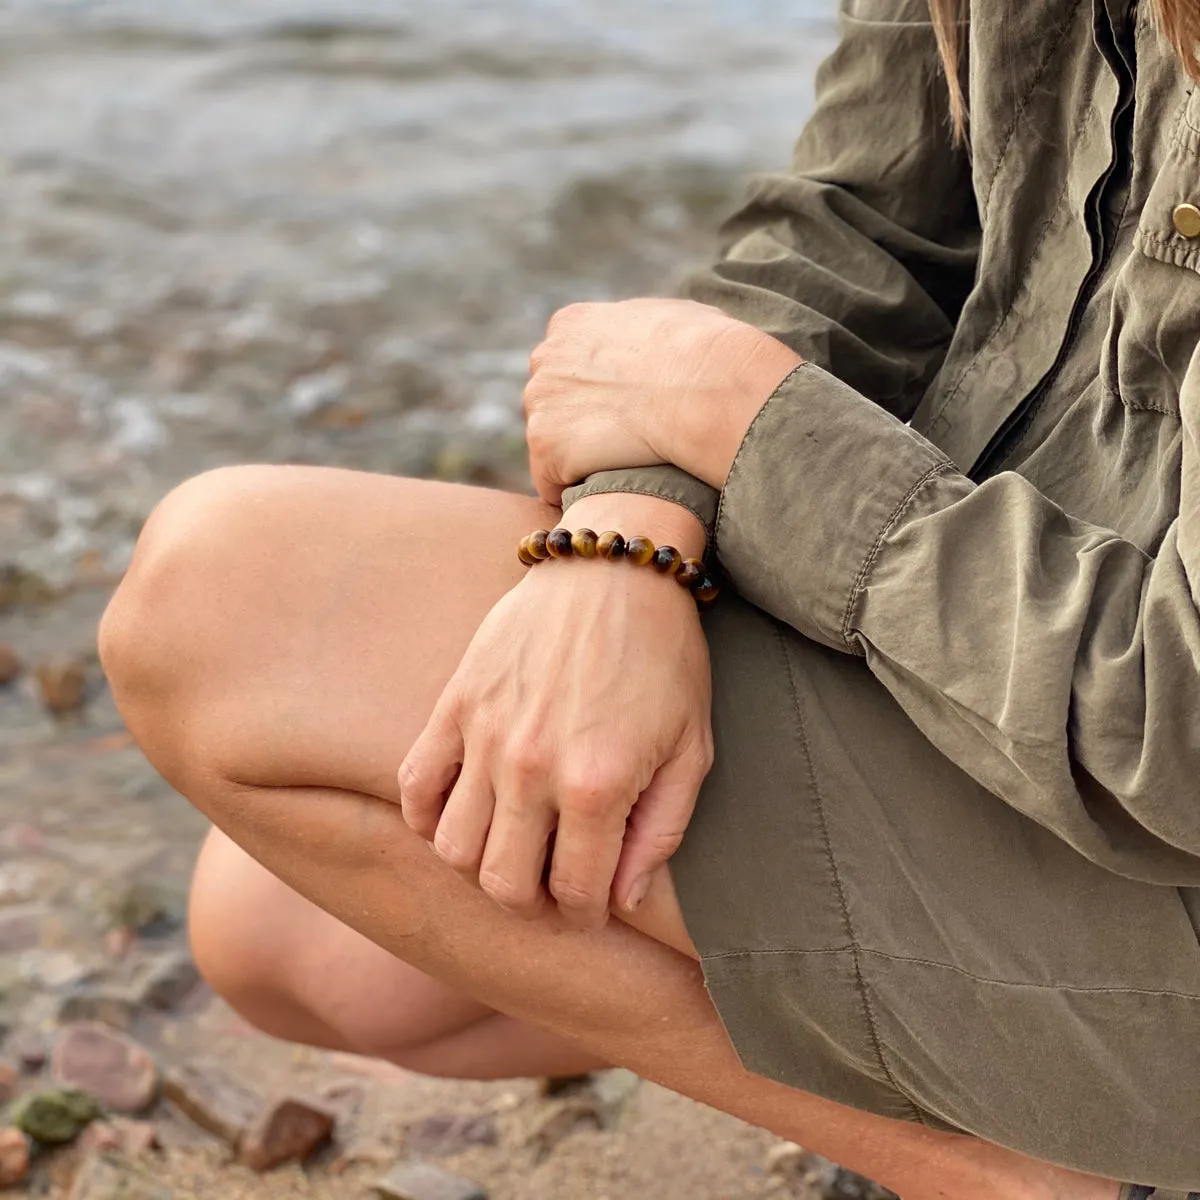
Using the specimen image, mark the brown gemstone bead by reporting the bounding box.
[625,535,655,566]
[527,529,550,560]
[694,577,720,604]
[546,527,574,557]
[596,531,626,559]
[517,537,539,567]
[651,545,681,575]
[675,558,705,589]
[570,528,598,558]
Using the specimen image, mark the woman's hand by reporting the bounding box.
[524,297,801,504]
[397,494,713,929]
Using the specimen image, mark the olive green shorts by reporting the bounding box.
[670,593,1200,1189]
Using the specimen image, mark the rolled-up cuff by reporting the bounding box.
[715,361,954,652]
[561,466,719,539]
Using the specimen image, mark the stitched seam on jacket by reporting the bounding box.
[775,627,927,1123]
[840,460,955,648]
[704,945,1200,1001]
[979,0,1084,219]
[713,360,811,553]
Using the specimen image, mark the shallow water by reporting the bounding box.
[0,0,834,588]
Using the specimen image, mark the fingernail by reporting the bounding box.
[625,874,651,911]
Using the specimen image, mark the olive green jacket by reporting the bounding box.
[563,0,1200,883]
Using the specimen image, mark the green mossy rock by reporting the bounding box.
[10,1088,104,1144]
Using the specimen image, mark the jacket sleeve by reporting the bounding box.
[716,352,1200,885]
[562,0,981,528]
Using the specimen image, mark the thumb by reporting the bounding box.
[398,695,465,841]
[611,750,704,913]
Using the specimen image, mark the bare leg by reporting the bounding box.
[190,827,608,1079]
[101,466,1116,1200]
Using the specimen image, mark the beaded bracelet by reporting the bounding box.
[517,528,720,608]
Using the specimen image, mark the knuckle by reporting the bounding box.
[548,875,600,912]
[478,870,531,912]
[558,768,623,816]
[637,828,686,860]
[548,301,590,330]
[432,833,478,873]
[506,741,550,784]
[522,377,546,415]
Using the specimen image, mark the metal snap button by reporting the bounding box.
[1173,202,1200,239]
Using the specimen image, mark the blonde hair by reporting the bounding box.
[927,0,1200,136]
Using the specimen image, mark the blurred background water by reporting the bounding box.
[0,0,834,591]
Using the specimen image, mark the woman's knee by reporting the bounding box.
[99,464,313,785]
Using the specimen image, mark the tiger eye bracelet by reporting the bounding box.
[517,527,720,608]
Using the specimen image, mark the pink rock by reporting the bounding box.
[0,1061,19,1104]
[237,1096,335,1172]
[8,1030,47,1074]
[79,1118,159,1158]
[0,824,44,855]
[104,927,137,959]
[0,1128,30,1188]
[77,1122,122,1155]
[52,1023,159,1113]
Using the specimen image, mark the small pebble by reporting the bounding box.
[375,1160,488,1200]
[9,1031,48,1074]
[52,1023,159,1113]
[131,950,199,1011]
[0,1128,30,1188]
[55,986,138,1030]
[103,927,137,959]
[525,1098,602,1163]
[78,1118,159,1159]
[237,1096,335,1172]
[766,1141,817,1178]
[319,1079,366,1117]
[33,656,87,715]
[0,644,21,686]
[405,1112,498,1157]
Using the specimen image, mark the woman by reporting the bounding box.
[99,0,1200,1194]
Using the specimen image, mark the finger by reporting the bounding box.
[611,749,705,913]
[548,773,634,931]
[534,473,565,507]
[432,758,496,876]
[478,793,555,920]
[398,701,465,840]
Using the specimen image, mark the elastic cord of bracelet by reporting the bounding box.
[517,527,720,608]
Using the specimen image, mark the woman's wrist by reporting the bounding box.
[669,334,803,490]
